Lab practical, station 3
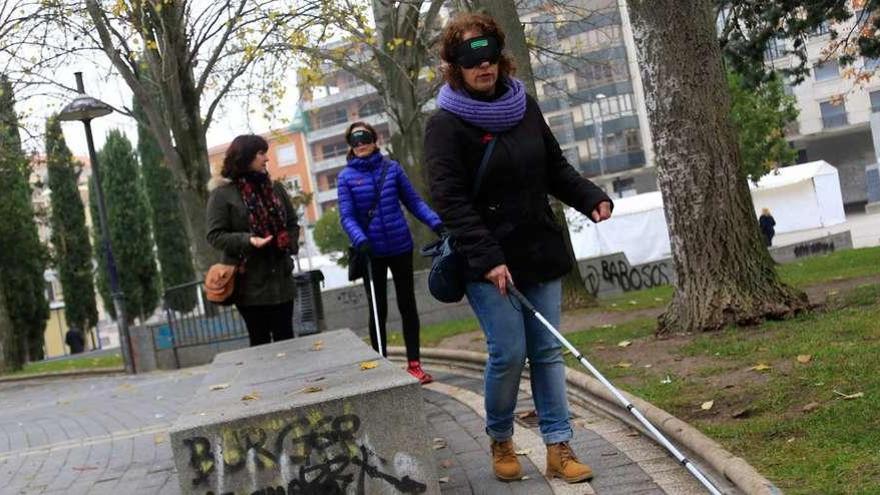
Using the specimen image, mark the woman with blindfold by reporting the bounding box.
[425,13,613,484]
[337,121,444,384]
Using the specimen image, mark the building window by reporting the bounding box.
[317,107,348,128]
[562,147,580,168]
[285,175,303,192]
[864,57,880,72]
[276,144,297,166]
[813,60,839,81]
[548,113,575,146]
[326,173,339,189]
[358,99,383,118]
[820,99,848,128]
[871,90,880,112]
[811,20,830,37]
[542,79,569,98]
[575,59,628,90]
[765,38,785,60]
[321,141,349,159]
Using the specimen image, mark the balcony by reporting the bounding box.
[302,84,378,111]
[822,114,848,129]
[317,188,339,204]
[312,154,347,173]
[307,112,388,144]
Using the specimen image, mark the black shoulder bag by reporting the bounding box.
[347,163,389,281]
[421,137,497,302]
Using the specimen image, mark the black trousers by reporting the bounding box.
[236,301,294,347]
[362,251,421,361]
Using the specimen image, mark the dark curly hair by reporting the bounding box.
[438,12,516,91]
[221,134,269,179]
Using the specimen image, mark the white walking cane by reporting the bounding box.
[366,257,384,358]
[508,285,724,495]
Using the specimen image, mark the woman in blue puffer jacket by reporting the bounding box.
[338,121,443,384]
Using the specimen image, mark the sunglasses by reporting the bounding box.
[348,129,376,147]
[454,35,502,69]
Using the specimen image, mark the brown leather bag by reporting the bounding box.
[204,263,238,305]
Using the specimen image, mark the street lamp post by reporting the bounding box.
[58,72,135,374]
[594,93,607,177]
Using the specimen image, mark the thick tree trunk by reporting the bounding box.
[628,0,808,334]
[371,0,438,268]
[474,0,594,309]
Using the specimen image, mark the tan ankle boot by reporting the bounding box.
[490,439,523,481]
[546,442,593,483]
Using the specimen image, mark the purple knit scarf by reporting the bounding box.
[437,78,527,132]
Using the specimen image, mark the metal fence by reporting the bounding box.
[161,281,248,349]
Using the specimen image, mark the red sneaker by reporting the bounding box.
[407,360,433,385]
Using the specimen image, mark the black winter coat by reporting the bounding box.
[425,94,610,286]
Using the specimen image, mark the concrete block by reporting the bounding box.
[170,329,439,494]
[769,230,853,264]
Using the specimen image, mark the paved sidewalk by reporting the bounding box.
[0,364,713,494]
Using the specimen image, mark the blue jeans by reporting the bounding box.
[466,278,572,445]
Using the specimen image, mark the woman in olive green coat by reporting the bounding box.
[206,134,300,346]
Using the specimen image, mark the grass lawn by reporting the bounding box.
[4,352,123,377]
[387,317,479,347]
[563,284,880,494]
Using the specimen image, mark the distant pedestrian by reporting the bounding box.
[425,13,612,484]
[759,208,776,247]
[206,134,301,347]
[65,328,85,354]
[338,121,444,384]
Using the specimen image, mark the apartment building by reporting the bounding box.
[521,0,656,197]
[765,9,880,210]
[207,127,318,224]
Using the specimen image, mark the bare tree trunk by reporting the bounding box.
[473,0,594,309]
[371,0,442,268]
[628,0,808,334]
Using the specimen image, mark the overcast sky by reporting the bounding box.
[15,58,300,161]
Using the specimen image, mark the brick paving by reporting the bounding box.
[0,364,721,494]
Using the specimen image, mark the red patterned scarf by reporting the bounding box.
[236,172,290,251]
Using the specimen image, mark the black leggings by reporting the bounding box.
[235,301,294,347]
[362,251,421,361]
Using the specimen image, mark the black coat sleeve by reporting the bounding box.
[536,98,612,219]
[425,112,506,276]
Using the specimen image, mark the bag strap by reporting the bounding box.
[470,137,498,200]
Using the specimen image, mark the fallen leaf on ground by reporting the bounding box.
[360,361,379,370]
[302,386,323,393]
[209,383,230,391]
[653,297,664,302]
[438,476,450,484]
[72,465,99,472]
[515,448,532,456]
[660,375,672,384]
[628,300,637,305]
[796,354,812,364]
[432,438,447,450]
[749,364,772,372]
[643,364,652,368]
[617,340,632,348]
[801,402,821,413]
[613,362,632,368]
[521,475,531,480]
[786,437,796,443]
[599,324,614,329]
[241,392,261,401]
[276,352,286,358]
[701,401,714,411]
[312,340,324,351]
[154,434,165,445]
[833,390,864,400]
[439,459,454,469]
[625,430,640,437]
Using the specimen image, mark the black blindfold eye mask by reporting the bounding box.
[453,35,501,69]
[348,129,376,147]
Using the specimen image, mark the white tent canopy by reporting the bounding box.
[568,161,846,265]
